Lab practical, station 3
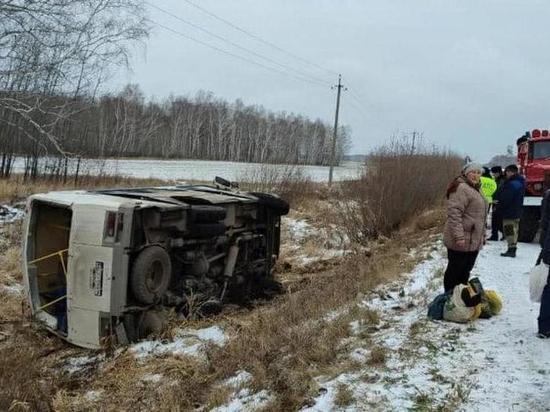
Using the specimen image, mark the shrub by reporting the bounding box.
[337,135,461,244]
[238,164,316,207]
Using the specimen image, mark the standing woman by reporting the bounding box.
[443,163,488,293]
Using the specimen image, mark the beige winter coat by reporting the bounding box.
[443,177,488,252]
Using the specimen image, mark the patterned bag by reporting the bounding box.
[443,284,481,323]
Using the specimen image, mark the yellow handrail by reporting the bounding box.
[28,249,68,265]
[37,294,67,312]
[59,251,67,276]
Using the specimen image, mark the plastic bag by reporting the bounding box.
[529,263,549,303]
[427,293,448,320]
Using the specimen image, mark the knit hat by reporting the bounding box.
[504,164,519,173]
[490,166,503,174]
[462,162,483,175]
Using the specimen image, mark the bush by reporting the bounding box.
[337,135,461,243]
[238,164,316,207]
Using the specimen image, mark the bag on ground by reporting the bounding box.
[479,289,503,318]
[443,284,482,323]
[529,263,549,303]
[427,293,449,320]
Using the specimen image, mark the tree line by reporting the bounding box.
[0,1,350,179]
[6,84,348,161]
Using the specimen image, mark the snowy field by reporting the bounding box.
[10,158,363,183]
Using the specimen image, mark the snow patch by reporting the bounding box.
[1,283,23,295]
[283,216,350,267]
[84,390,103,402]
[187,325,226,344]
[130,325,226,359]
[0,205,25,224]
[285,217,315,242]
[223,370,253,388]
[141,373,163,383]
[64,354,105,374]
[211,388,273,412]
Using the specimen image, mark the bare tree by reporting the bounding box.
[0,0,148,177]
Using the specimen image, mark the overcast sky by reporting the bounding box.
[111,0,550,163]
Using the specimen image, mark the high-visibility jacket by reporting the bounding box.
[480,176,497,203]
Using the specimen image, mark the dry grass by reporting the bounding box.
[205,384,234,410]
[414,209,446,232]
[0,228,24,322]
[357,306,380,326]
[237,163,323,209]
[367,345,388,367]
[0,324,67,412]
[334,383,354,407]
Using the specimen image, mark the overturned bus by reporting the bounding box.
[22,179,289,349]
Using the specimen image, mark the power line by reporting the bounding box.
[180,0,338,77]
[347,92,370,116]
[145,17,330,88]
[146,2,332,87]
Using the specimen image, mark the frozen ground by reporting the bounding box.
[0,204,24,224]
[302,239,550,411]
[3,203,548,410]
[10,157,362,183]
[282,216,350,268]
[130,325,226,360]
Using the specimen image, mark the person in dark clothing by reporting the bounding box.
[493,164,525,257]
[487,166,505,241]
[537,189,550,338]
[444,249,479,293]
[490,166,506,187]
[443,163,487,293]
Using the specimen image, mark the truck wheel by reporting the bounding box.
[131,246,172,304]
[137,310,166,339]
[518,206,540,243]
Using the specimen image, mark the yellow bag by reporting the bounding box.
[484,290,503,315]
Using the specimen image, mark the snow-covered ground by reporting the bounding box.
[302,239,550,411]
[130,325,226,360]
[0,204,24,224]
[461,241,550,411]
[282,216,350,268]
[3,201,548,410]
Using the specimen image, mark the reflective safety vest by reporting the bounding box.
[480,176,497,203]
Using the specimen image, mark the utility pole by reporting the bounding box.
[329,74,346,186]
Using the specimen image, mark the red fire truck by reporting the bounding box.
[516,128,550,242]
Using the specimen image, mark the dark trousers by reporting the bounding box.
[491,206,503,237]
[444,249,479,293]
[539,274,550,333]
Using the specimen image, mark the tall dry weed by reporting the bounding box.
[336,135,461,244]
[238,164,317,208]
[0,327,62,412]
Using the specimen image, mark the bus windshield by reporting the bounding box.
[533,141,550,159]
